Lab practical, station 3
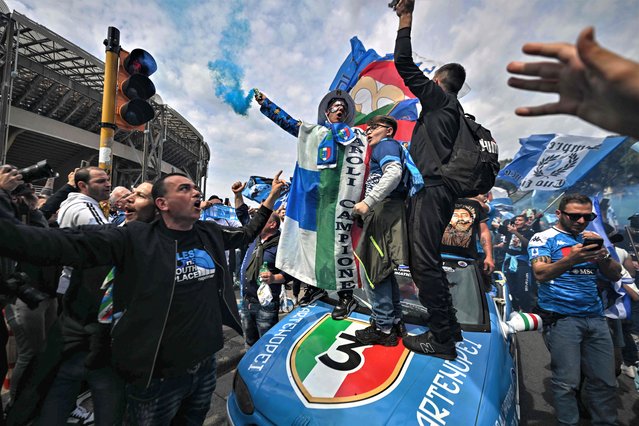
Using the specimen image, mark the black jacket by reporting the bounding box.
[394,27,460,184]
[0,205,272,387]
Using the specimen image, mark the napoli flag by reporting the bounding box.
[498,134,627,191]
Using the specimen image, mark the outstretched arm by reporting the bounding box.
[507,27,639,139]
[393,0,447,110]
[255,91,302,138]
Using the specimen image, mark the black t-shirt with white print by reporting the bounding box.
[155,222,224,376]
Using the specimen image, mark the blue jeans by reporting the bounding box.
[241,299,279,346]
[36,351,125,426]
[125,355,217,425]
[542,316,617,426]
[364,272,402,330]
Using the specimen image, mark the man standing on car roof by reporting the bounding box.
[393,0,465,359]
[528,193,621,425]
[255,89,363,320]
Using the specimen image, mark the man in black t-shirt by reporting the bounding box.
[0,171,286,426]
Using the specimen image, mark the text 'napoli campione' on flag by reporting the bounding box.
[497,134,628,192]
[329,37,469,144]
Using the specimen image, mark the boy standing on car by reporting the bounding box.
[352,116,409,347]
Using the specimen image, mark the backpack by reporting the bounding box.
[440,104,499,197]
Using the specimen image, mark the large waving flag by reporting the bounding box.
[497,134,628,191]
[329,37,468,144]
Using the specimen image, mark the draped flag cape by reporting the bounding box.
[276,123,370,290]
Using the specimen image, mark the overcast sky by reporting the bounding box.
[5,0,639,199]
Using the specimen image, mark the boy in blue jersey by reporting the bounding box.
[352,116,409,347]
[528,193,622,425]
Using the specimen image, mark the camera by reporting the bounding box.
[17,160,57,183]
[1,272,49,310]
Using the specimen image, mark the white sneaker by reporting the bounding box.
[68,404,95,425]
[621,363,637,379]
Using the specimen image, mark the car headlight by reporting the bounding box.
[233,371,254,415]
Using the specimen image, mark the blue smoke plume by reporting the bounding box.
[208,8,254,115]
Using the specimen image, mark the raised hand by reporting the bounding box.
[507,27,639,138]
[231,181,246,194]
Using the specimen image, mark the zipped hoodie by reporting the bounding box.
[57,192,108,294]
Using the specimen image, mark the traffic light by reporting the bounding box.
[115,48,157,130]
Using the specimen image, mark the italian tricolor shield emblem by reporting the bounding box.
[289,314,411,405]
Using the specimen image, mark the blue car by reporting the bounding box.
[228,255,530,425]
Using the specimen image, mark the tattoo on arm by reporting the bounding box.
[531,256,551,264]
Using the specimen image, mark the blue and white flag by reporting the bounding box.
[242,176,273,203]
[498,134,627,191]
[587,196,631,319]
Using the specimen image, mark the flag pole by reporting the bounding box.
[540,191,566,215]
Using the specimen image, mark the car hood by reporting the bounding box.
[235,301,495,425]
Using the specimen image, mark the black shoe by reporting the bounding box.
[394,320,408,338]
[403,331,457,360]
[355,325,398,346]
[299,287,327,307]
[370,318,407,338]
[332,295,358,320]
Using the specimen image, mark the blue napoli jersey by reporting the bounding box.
[365,138,407,198]
[528,227,603,316]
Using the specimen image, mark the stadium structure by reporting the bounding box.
[0,1,210,191]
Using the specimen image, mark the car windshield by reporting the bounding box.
[337,258,488,329]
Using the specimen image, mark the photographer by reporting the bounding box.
[0,167,58,409]
[0,165,22,419]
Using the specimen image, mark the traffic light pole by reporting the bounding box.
[99,26,120,176]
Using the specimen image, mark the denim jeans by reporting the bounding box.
[241,298,279,346]
[5,297,57,401]
[542,316,617,426]
[364,272,402,330]
[36,351,125,426]
[125,356,217,426]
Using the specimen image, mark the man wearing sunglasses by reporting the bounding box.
[528,194,622,425]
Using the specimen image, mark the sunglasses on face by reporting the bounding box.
[365,124,391,134]
[328,101,347,113]
[560,210,597,222]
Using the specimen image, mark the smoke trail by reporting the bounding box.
[208,8,254,115]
